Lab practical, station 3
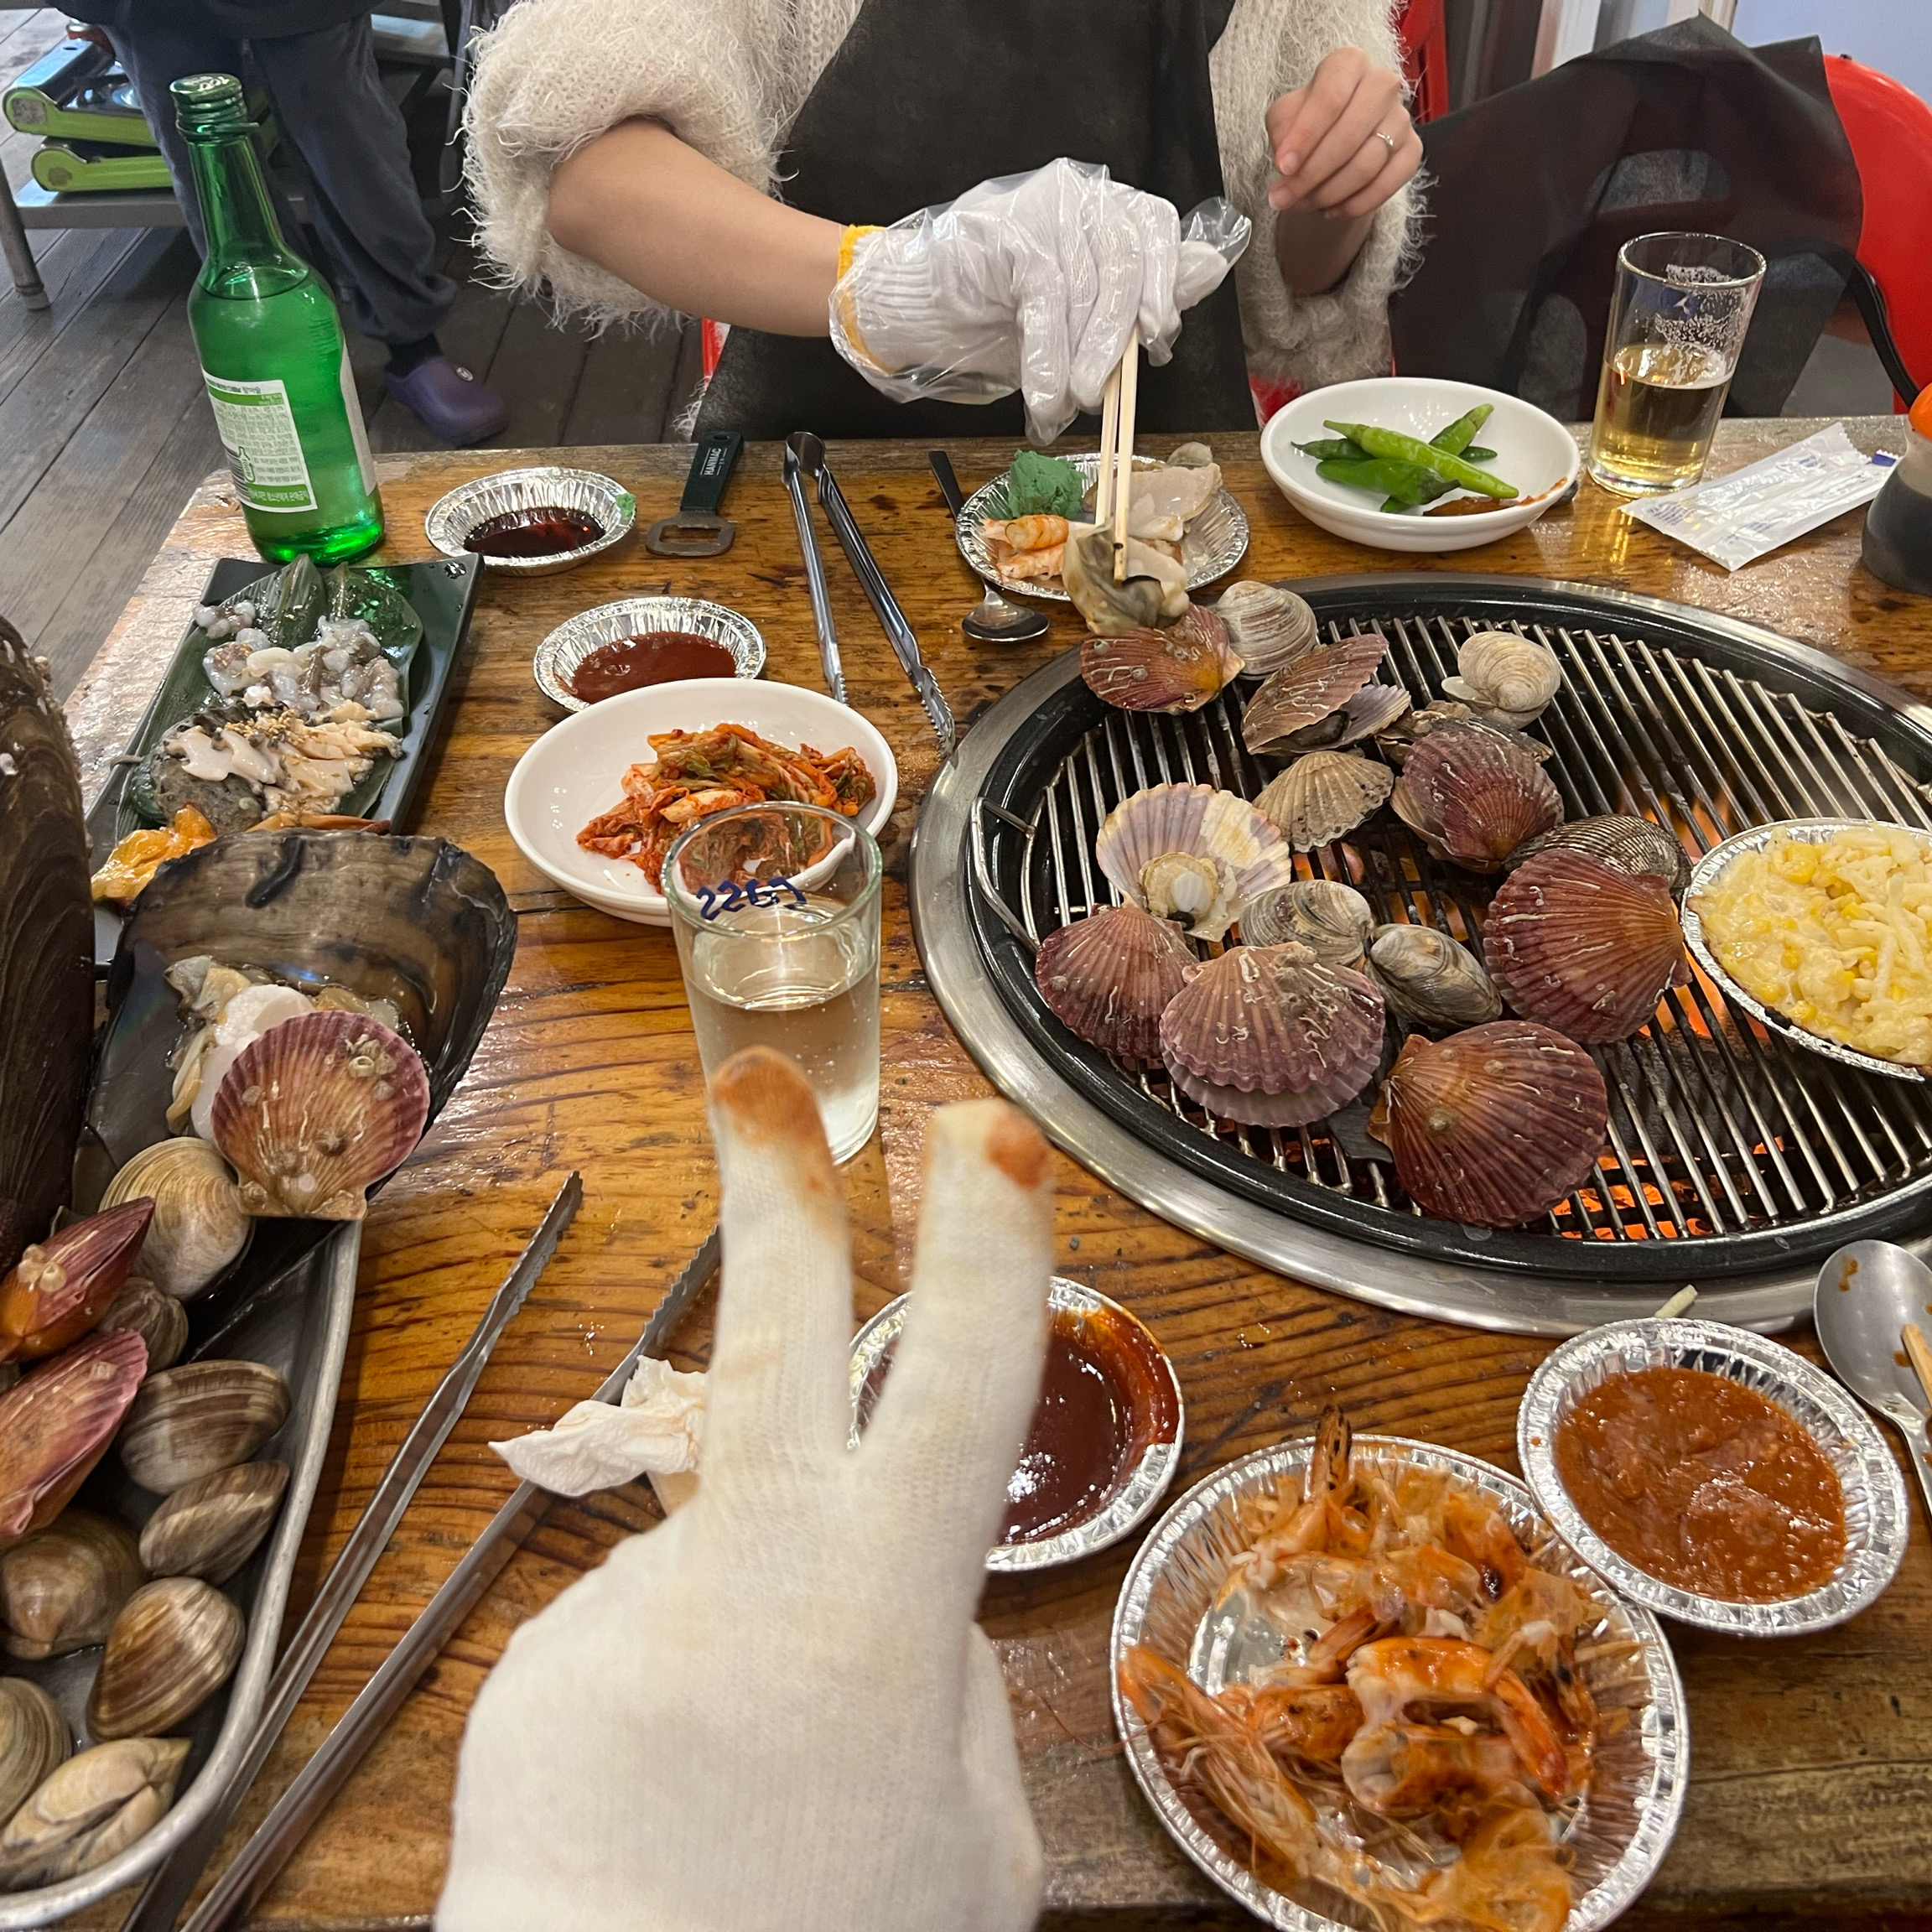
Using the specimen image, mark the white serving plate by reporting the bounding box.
[502,678,897,927]
[1259,376,1581,553]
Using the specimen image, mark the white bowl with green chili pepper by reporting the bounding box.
[1259,377,1581,553]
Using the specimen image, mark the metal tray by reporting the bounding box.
[0,1225,359,1928]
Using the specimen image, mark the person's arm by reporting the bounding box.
[547,118,842,334]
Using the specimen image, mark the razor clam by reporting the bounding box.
[1505,812,1691,891]
[0,1738,189,1889]
[1367,924,1503,1028]
[0,1679,69,1826]
[138,1458,288,1585]
[0,1508,143,1659]
[1240,880,1375,964]
[86,1575,246,1740]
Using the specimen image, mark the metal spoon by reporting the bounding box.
[927,449,1049,643]
[1815,1239,1932,1529]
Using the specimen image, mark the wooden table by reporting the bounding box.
[63,418,1931,1930]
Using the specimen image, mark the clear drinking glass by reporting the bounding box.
[1586,232,1767,497]
[664,802,883,1163]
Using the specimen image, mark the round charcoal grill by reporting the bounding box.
[909,575,1932,1334]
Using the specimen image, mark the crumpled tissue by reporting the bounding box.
[491,1357,706,1512]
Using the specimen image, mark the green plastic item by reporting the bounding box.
[4,39,158,148]
[30,139,172,195]
[1324,421,1519,499]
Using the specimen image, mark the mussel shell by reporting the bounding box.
[1485,849,1686,1042]
[1215,581,1317,676]
[1505,813,1691,892]
[0,1197,154,1363]
[0,1327,148,1551]
[138,1458,288,1585]
[1441,629,1563,726]
[1080,604,1241,714]
[0,1678,69,1826]
[0,1507,143,1659]
[86,1574,246,1741]
[1093,784,1296,944]
[98,1277,190,1374]
[1368,924,1503,1029]
[1241,635,1389,755]
[0,1737,189,1889]
[1034,904,1196,1061]
[1239,880,1375,963]
[1368,1021,1609,1226]
[1390,724,1562,870]
[1159,943,1384,1126]
[1254,752,1394,852]
[118,1357,291,1494]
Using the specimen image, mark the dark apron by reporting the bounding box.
[695,0,1254,441]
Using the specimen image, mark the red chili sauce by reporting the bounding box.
[566,631,738,703]
[1555,1365,1846,1602]
[463,506,604,557]
[860,1304,1180,1545]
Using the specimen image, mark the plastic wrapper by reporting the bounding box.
[1623,423,1898,570]
[491,1356,705,1507]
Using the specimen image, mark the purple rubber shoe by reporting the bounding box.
[387,355,508,445]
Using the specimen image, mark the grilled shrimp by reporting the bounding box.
[1341,1720,1537,1817]
[982,513,1068,553]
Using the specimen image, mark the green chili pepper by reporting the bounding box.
[1463,445,1497,463]
[1428,404,1493,458]
[1324,421,1519,498]
[1317,457,1452,505]
[1295,437,1372,461]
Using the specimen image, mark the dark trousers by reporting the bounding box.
[113,14,455,345]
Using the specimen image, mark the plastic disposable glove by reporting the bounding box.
[831,155,1250,445]
[438,1046,1057,1932]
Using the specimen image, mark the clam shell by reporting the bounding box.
[1215,581,1317,675]
[1159,943,1384,1127]
[1377,701,1554,769]
[86,1575,245,1741]
[1367,923,1503,1029]
[1486,849,1687,1042]
[0,1197,154,1363]
[118,1357,291,1494]
[0,1679,69,1827]
[1241,634,1389,755]
[98,1277,189,1374]
[0,1327,148,1551]
[1093,784,1296,943]
[138,1458,288,1585]
[1390,724,1563,871]
[1239,880,1374,963]
[1368,1021,1609,1226]
[1505,813,1691,892]
[0,1737,189,1889]
[1254,752,1394,851]
[1034,905,1196,1060]
[1441,630,1563,727]
[211,1009,430,1220]
[1080,605,1242,714]
[0,1508,143,1660]
[100,1138,251,1301]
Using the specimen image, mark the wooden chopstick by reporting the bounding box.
[1111,330,1140,584]
[1094,362,1121,528]
[1903,1321,1932,1407]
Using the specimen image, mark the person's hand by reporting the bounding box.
[438,1046,1057,1932]
[1267,48,1420,219]
[831,156,1249,444]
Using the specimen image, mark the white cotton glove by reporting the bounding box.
[438,1046,1057,1932]
[831,156,1250,444]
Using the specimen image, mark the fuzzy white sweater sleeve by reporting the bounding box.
[465,0,1420,385]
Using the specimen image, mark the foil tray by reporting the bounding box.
[423,465,636,576]
[532,595,766,711]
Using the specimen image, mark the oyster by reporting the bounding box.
[98,1278,189,1374]
[1034,904,1196,1061]
[1441,630,1562,728]
[1375,700,1554,769]
[1215,581,1317,676]
[118,1358,291,1494]
[211,1009,430,1220]
[138,1458,288,1585]
[0,1327,147,1551]
[0,1738,190,1888]
[1093,784,1296,944]
[0,1509,143,1659]
[1254,752,1393,851]
[1367,924,1503,1029]
[1159,942,1385,1127]
[1390,724,1563,871]
[1486,849,1687,1042]
[1079,604,1241,714]
[1505,813,1691,892]
[1240,880,1375,964]
[99,1139,250,1301]
[1241,635,1390,756]
[87,1575,246,1741]
[0,1198,154,1363]
[1369,1021,1609,1226]
[0,1679,69,1828]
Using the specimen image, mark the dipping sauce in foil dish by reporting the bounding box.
[1555,1364,1846,1602]
[566,631,739,703]
[463,506,605,558]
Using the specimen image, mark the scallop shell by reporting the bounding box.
[1080,604,1241,714]
[1505,813,1691,891]
[98,1277,189,1374]
[1093,784,1296,943]
[1215,581,1317,675]
[1390,724,1563,871]
[0,1509,143,1660]
[0,1737,189,1890]
[118,1357,291,1494]
[86,1575,245,1741]
[1241,634,1389,755]
[1240,880,1374,964]
[1441,630,1562,727]
[0,1679,69,1826]
[1376,700,1554,769]
[1158,942,1384,1127]
[1485,849,1687,1042]
[1254,752,1394,851]
[138,1458,288,1585]
[1368,1021,1609,1226]
[1367,923,1503,1028]
[0,1198,154,1363]
[100,1138,251,1300]
[1034,904,1197,1061]
[0,1327,147,1551]
[211,1009,430,1219]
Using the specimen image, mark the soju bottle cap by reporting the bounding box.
[172,73,252,140]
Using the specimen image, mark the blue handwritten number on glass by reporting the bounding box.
[696,875,806,921]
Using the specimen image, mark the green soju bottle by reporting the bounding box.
[173,72,382,564]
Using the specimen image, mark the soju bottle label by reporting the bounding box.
[202,371,318,512]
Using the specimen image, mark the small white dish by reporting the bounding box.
[1259,377,1581,553]
[503,679,897,927]
[532,595,766,711]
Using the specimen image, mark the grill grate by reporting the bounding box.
[975,597,1932,1280]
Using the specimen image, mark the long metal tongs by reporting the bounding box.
[117,1173,584,1932]
[782,433,846,705]
[790,431,956,754]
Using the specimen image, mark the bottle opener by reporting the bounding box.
[645,430,744,557]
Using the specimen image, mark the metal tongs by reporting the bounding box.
[782,433,845,705]
[787,431,955,755]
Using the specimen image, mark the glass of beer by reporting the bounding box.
[665,802,883,1163]
[1587,232,1766,496]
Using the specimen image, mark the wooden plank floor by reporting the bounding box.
[0,8,698,699]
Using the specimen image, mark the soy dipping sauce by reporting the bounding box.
[566,631,738,702]
[463,506,604,557]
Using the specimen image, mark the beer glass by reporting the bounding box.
[1587,232,1767,497]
